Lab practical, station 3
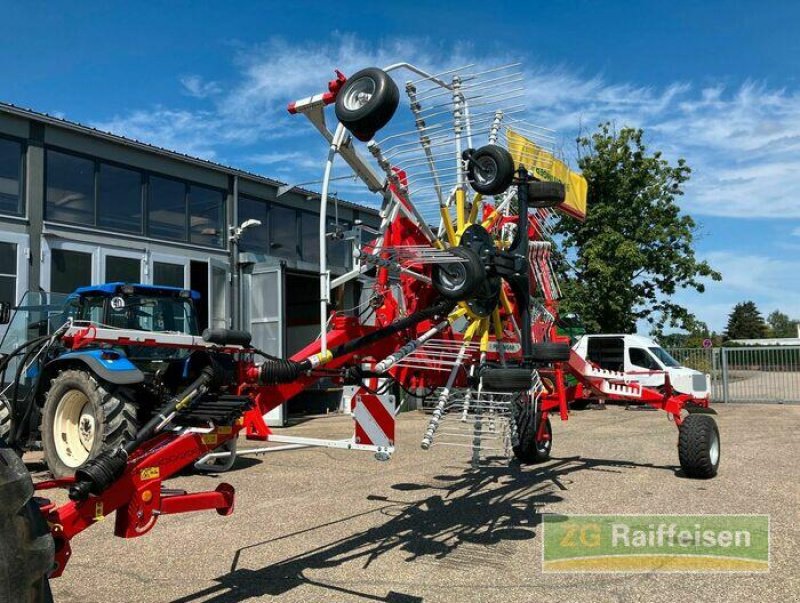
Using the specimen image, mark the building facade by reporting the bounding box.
[0,102,379,421]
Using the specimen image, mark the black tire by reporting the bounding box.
[335,68,399,142]
[570,399,591,410]
[678,414,720,479]
[513,409,552,464]
[0,443,55,603]
[466,145,516,196]
[530,342,571,362]
[194,436,238,473]
[41,370,138,479]
[481,368,532,392]
[0,395,10,441]
[432,246,485,300]
[527,181,566,208]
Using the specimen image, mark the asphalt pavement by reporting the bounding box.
[40,403,799,603]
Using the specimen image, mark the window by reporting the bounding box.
[105,256,141,283]
[46,150,95,225]
[300,212,319,263]
[78,296,105,324]
[269,204,298,259]
[211,264,227,329]
[105,295,197,334]
[629,348,660,370]
[327,220,352,268]
[189,184,225,247]
[98,163,142,233]
[0,138,22,215]
[649,347,681,368]
[0,242,17,305]
[153,262,184,287]
[51,249,92,294]
[238,196,268,253]
[148,176,187,241]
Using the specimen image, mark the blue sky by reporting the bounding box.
[3,1,800,333]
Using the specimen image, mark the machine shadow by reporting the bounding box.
[169,453,676,603]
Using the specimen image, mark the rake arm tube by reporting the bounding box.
[331,299,455,358]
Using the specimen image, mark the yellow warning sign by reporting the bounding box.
[139,466,160,481]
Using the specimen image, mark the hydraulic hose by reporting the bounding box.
[5,336,57,446]
[256,299,456,385]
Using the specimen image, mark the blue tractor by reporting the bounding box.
[0,283,236,477]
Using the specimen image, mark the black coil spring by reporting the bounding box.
[259,359,303,384]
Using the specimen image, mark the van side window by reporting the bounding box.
[629,347,659,370]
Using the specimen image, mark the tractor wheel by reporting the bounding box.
[0,395,11,441]
[513,407,552,464]
[194,437,238,473]
[0,442,55,603]
[41,370,138,479]
[678,414,720,479]
[465,145,515,196]
[334,67,399,142]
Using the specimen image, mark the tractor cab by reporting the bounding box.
[69,283,200,335]
[66,283,202,368]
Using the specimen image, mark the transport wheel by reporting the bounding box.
[0,442,55,603]
[678,414,720,479]
[335,67,400,142]
[0,395,11,441]
[513,406,552,464]
[431,246,485,300]
[465,144,516,196]
[527,181,566,208]
[194,436,238,473]
[42,370,138,478]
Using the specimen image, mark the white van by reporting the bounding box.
[572,334,710,400]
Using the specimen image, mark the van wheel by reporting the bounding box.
[570,399,591,410]
[0,443,55,603]
[42,370,138,478]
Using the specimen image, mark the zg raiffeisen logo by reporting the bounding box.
[542,514,769,572]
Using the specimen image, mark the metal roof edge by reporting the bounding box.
[0,101,379,215]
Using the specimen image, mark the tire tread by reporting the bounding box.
[678,414,720,479]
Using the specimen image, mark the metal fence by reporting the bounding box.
[666,346,800,404]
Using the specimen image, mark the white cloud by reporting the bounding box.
[88,34,800,220]
[179,75,222,99]
[675,251,800,331]
[81,35,800,331]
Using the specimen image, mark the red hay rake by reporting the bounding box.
[0,62,719,602]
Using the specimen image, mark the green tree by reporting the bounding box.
[554,123,721,335]
[766,309,798,338]
[658,320,711,348]
[725,301,768,340]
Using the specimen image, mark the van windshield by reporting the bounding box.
[649,347,680,368]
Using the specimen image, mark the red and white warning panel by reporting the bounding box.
[352,389,395,449]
